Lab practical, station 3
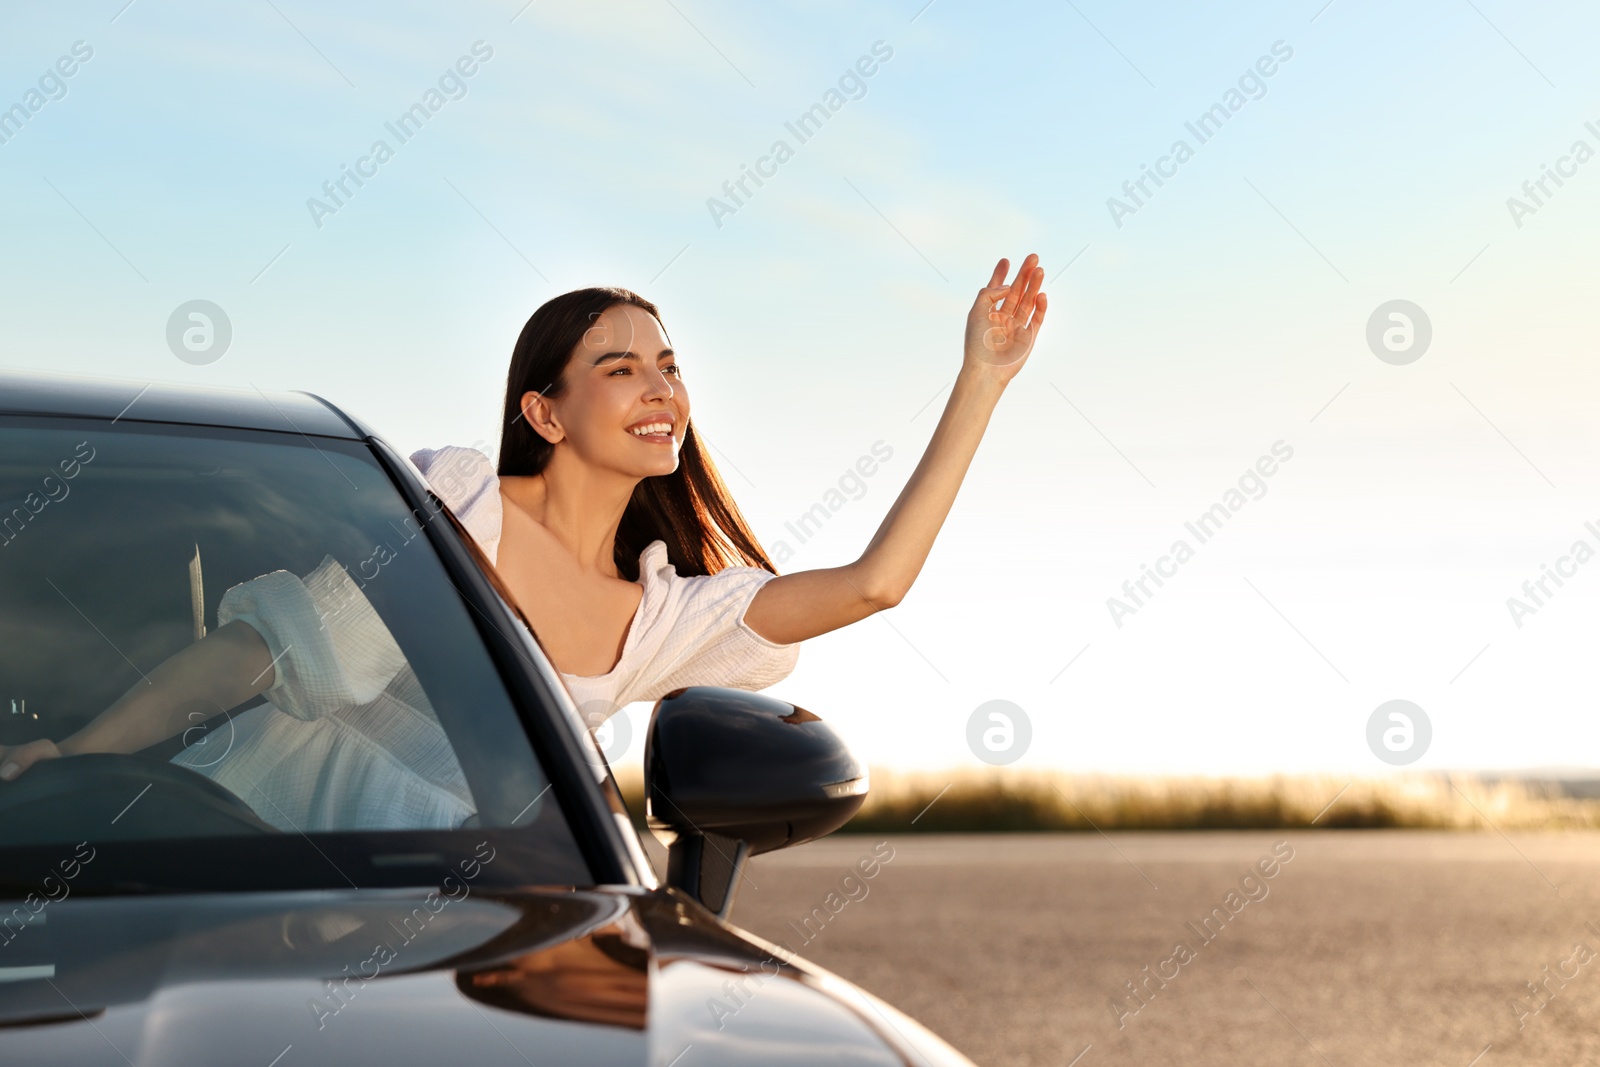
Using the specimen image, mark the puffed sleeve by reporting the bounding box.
[218,553,409,721]
[627,564,801,706]
[409,445,501,564]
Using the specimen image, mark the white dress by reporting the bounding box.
[407,444,801,717]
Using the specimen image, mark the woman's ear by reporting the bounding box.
[521,391,564,445]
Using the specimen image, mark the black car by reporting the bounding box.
[0,367,974,1066]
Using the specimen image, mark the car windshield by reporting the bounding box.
[0,416,589,892]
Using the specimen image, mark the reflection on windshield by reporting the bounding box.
[169,552,477,832]
[0,419,572,854]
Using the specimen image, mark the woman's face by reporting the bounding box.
[523,303,689,477]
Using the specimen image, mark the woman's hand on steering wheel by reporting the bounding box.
[0,739,64,782]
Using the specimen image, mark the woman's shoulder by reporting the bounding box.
[635,540,761,594]
[615,540,798,705]
[409,443,495,492]
[637,541,786,633]
[408,443,501,562]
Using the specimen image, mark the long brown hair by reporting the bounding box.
[497,287,778,583]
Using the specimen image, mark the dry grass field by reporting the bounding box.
[615,766,1600,833]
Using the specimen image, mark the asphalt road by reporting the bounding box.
[642,830,1600,1067]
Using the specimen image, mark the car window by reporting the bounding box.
[0,417,590,890]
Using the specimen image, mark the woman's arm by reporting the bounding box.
[0,620,277,780]
[742,253,1048,645]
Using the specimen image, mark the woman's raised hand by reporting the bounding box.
[964,253,1047,386]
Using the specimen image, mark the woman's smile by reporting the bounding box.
[625,410,678,446]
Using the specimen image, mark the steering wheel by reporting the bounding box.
[0,753,279,847]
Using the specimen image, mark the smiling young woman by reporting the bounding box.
[409,253,1048,725]
[0,255,1046,791]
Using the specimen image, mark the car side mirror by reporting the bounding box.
[643,686,868,919]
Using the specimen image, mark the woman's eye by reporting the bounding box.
[610,365,682,377]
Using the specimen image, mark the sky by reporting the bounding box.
[3,0,1599,779]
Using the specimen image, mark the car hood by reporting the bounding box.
[0,884,975,1067]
